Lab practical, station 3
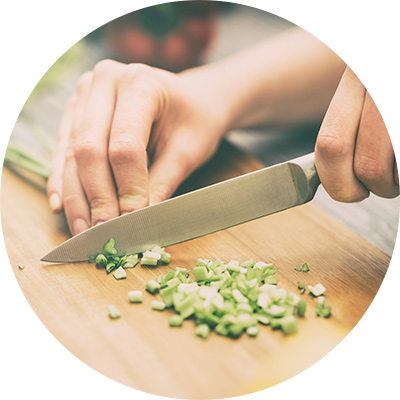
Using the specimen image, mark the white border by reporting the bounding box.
[1,1,399,399]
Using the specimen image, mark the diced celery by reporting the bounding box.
[143,250,161,260]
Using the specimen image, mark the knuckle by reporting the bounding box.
[63,193,83,209]
[73,136,103,163]
[109,138,146,166]
[354,155,387,184]
[76,71,93,93]
[316,129,347,159]
[92,59,120,77]
[151,182,173,203]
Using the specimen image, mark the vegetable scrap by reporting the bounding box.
[107,305,121,319]
[294,263,310,272]
[96,238,332,337]
[18,263,25,270]
[90,239,169,275]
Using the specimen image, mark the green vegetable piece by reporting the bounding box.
[107,305,121,319]
[160,252,171,264]
[256,314,270,325]
[315,302,332,318]
[215,323,229,336]
[141,257,158,266]
[103,238,118,255]
[128,290,143,303]
[228,323,244,338]
[269,318,282,330]
[308,283,326,297]
[280,315,298,335]
[246,325,259,337]
[263,276,278,285]
[151,300,166,311]
[297,299,307,317]
[195,324,211,339]
[95,253,107,267]
[168,314,184,327]
[122,254,139,268]
[240,259,255,269]
[106,261,117,274]
[193,266,210,282]
[266,304,286,317]
[18,263,25,270]
[294,263,310,272]
[297,281,306,294]
[113,266,127,280]
[146,279,161,294]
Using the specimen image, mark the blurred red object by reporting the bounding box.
[103,1,219,72]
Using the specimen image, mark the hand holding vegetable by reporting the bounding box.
[315,67,399,202]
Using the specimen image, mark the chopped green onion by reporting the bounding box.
[168,314,184,327]
[95,253,108,268]
[195,324,210,339]
[113,266,127,280]
[151,300,166,311]
[107,305,121,319]
[146,279,160,294]
[246,325,259,337]
[297,281,306,294]
[103,238,117,255]
[141,257,159,266]
[294,263,310,272]
[128,290,143,303]
[122,254,139,268]
[308,283,326,297]
[297,299,307,317]
[280,315,298,335]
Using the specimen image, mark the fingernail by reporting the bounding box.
[49,193,61,212]
[73,218,89,235]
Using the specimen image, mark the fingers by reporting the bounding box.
[73,60,121,226]
[353,92,399,198]
[47,95,76,213]
[62,71,93,235]
[109,65,161,213]
[315,67,369,202]
[316,67,398,202]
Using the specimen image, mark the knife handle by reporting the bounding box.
[289,152,320,203]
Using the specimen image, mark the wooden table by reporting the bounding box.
[1,141,389,399]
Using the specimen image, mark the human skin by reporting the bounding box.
[46,27,398,236]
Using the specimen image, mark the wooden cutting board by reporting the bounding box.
[1,141,390,399]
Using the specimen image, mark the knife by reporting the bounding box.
[41,152,320,263]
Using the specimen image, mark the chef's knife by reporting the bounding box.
[41,152,320,263]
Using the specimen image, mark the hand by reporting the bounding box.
[47,60,229,235]
[315,67,399,202]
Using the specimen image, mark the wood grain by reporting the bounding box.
[1,140,390,399]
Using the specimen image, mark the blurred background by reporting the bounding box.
[6,0,398,255]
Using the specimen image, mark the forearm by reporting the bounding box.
[183,27,346,130]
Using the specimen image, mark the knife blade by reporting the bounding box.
[41,152,320,263]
